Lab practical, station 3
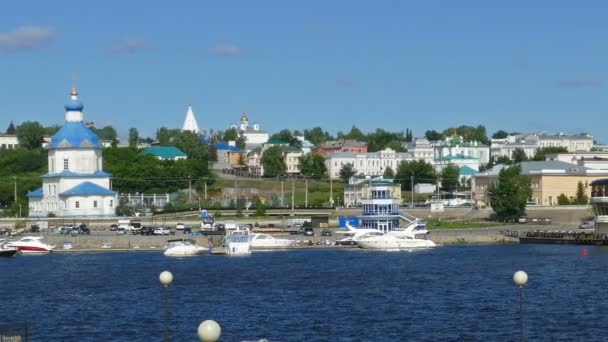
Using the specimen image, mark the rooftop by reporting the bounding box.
[60,181,115,196]
[143,146,187,159]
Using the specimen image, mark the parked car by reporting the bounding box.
[335,238,357,246]
[579,220,595,229]
[110,224,118,231]
[59,226,73,235]
[140,226,156,236]
[268,223,276,228]
[154,227,173,235]
[303,227,314,236]
[321,229,332,236]
[183,227,192,234]
[176,223,186,230]
[78,225,91,234]
[30,225,40,233]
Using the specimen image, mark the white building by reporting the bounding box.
[546,152,608,170]
[247,141,303,176]
[325,148,413,179]
[0,134,19,149]
[490,137,537,160]
[432,137,490,165]
[537,133,594,152]
[230,114,270,150]
[491,133,595,159]
[27,88,116,217]
[182,105,200,134]
[403,137,434,163]
[433,155,480,172]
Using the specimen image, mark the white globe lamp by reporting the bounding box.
[198,320,221,342]
[513,270,528,287]
[159,271,173,287]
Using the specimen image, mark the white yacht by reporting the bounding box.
[164,239,208,257]
[357,232,436,250]
[7,236,54,254]
[250,233,295,248]
[225,226,251,255]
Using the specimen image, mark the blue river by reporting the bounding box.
[1,244,607,341]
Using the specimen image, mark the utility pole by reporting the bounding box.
[234,180,238,205]
[329,177,333,206]
[410,174,414,208]
[188,176,192,203]
[204,180,208,201]
[291,180,295,212]
[13,176,17,215]
[281,181,284,207]
[305,179,308,208]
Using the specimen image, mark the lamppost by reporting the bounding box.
[198,320,222,342]
[513,270,528,342]
[159,271,173,342]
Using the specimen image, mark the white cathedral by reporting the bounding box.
[28,88,116,217]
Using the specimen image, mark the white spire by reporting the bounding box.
[182,105,200,134]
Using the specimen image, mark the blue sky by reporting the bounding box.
[1,0,607,142]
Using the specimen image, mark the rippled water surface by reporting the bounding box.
[1,245,607,341]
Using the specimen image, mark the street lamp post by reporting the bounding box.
[159,271,173,342]
[198,320,221,342]
[513,270,528,342]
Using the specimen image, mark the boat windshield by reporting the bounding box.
[227,235,249,243]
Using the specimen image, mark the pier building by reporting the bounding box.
[27,88,116,217]
[359,179,404,232]
[591,179,608,234]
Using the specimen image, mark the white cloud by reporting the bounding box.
[0,26,56,52]
[109,38,145,54]
[211,43,241,57]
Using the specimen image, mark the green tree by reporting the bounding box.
[338,163,356,183]
[5,121,15,134]
[128,127,139,148]
[222,127,239,141]
[383,166,395,178]
[253,196,266,216]
[304,127,333,145]
[574,181,589,205]
[299,154,327,179]
[16,121,45,150]
[156,127,180,146]
[440,164,460,191]
[511,148,528,163]
[424,130,444,141]
[90,125,118,147]
[442,125,489,145]
[557,193,571,205]
[173,131,209,160]
[492,130,509,139]
[261,145,286,177]
[236,132,247,149]
[269,129,302,148]
[394,160,437,190]
[365,129,407,152]
[532,146,569,161]
[488,165,532,221]
[337,126,366,142]
[44,125,61,136]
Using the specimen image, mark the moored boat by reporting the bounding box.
[356,232,436,249]
[164,239,208,256]
[0,240,19,258]
[249,233,294,248]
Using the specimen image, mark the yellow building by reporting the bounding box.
[473,161,608,207]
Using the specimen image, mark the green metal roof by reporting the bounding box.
[438,154,478,161]
[143,146,187,159]
[459,165,478,176]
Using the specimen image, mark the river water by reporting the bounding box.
[1,245,606,341]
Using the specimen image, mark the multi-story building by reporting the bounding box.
[591,179,608,234]
[433,154,480,172]
[491,133,595,159]
[343,175,398,208]
[545,152,608,170]
[315,140,367,156]
[214,141,246,170]
[359,179,403,232]
[536,133,594,152]
[432,137,490,165]
[403,137,434,163]
[472,160,608,207]
[490,138,538,160]
[324,148,413,179]
[247,140,303,176]
[0,134,19,149]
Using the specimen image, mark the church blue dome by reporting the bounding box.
[65,99,84,112]
[50,121,101,149]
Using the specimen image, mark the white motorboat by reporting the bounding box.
[7,236,54,254]
[0,239,19,257]
[225,225,250,255]
[356,232,436,250]
[249,233,294,248]
[164,239,208,257]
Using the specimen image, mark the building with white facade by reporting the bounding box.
[230,114,270,150]
[433,155,480,172]
[536,133,594,152]
[0,134,19,149]
[28,88,116,217]
[325,148,413,179]
[490,137,538,160]
[182,105,200,134]
[432,137,490,165]
[247,141,303,176]
[491,133,595,159]
[403,137,434,163]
